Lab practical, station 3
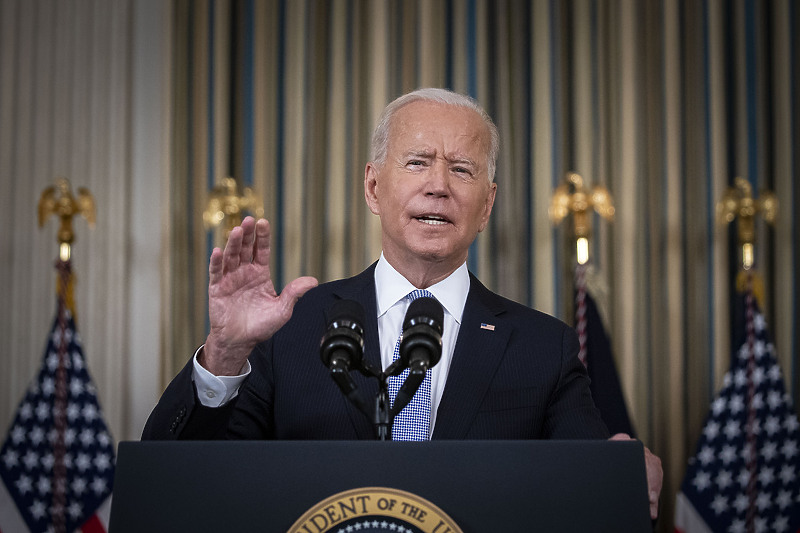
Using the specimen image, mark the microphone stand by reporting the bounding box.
[331,358,422,441]
[374,379,391,441]
[329,359,395,441]
[372,360,405,441]
[323,297,441,441]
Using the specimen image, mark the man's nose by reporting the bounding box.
[425,161,450,196]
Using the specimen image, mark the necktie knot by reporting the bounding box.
[407,289,433,302]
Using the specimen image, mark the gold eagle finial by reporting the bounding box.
[550,172,615,264]
[38,178,96,260]
[716,177,777,271]
[203,177,264,237]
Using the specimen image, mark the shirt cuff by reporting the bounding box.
[191,345,251,408]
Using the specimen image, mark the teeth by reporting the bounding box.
[418,215,447,225]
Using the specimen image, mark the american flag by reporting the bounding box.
[675,288,800,532]
[574,264,635,436]
[0,272,114,533]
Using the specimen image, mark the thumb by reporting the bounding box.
[279,276,319,311]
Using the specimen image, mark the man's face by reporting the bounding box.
[364,100,496,277]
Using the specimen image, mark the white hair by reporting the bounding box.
[369,88,500,182]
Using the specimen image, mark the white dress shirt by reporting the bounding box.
[192,254,470,436]
[374,254,468,436]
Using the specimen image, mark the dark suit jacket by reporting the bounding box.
[142,264,609,441]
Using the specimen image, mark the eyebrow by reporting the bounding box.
[404,150,477,168]
[404,149,436,159]
[446,155,477,168]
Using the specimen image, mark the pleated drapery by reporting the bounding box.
[1,2,797,531]
[0,0,170,444]
[166,3,798,529]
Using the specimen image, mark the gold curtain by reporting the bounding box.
[0,0,172,444]
[165,1,799,529]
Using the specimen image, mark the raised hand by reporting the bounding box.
[200,217,318,375]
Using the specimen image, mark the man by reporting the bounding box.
[143,88,662,517]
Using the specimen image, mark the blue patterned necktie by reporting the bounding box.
[387,289,434,441]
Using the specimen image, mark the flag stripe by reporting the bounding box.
[94,496,111,531]
[0,476,28,533]
[80,513,105,533]
[0,264,114,533]
[674,491,713,533]
[79,496,111,533]
[674,290,800,531]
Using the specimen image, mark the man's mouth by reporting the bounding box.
[415,214,449,226]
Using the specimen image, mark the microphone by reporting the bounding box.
[389,296,443,420]
[399,296,443,371]
[319,299,365,373]
[320,299,374,419]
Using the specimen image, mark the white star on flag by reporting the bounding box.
[1,302,114,532]
[675,292,800,532]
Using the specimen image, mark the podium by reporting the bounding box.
[109,440,651,532]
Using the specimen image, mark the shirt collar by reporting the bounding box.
[374,253,470,324]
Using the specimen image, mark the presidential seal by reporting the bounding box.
[288,487,463,533]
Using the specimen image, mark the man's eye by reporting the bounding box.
[453,167,471,175]
[407,160,424,166]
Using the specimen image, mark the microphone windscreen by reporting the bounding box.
[320,299,365,369]
[403,296,443,334]
[327,299,365,329]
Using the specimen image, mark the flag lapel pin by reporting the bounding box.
[480,323,495,331]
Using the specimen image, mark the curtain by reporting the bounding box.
[1,1,796,531]
[0,0,170,442]
[166,2,799,528]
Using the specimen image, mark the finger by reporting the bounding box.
[239,216,256,264]
[253,218,272,267]
[644,449,663,519]
[609,435,661,519]
[208,247,223,285]
[646,452,663,491]
[278,276,319,315]
[649,481,660,519]
[223,225,244,273]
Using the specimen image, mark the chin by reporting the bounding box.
[408,246,456,264]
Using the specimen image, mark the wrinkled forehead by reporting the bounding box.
[388,101,491,159]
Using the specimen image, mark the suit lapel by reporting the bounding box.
[327,267,513,440]
[331,264,381,439]
[432,274,511,439]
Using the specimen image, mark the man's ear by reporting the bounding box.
[477,182,497,233]
[364,162,381,215]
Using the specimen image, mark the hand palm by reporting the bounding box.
[208,260,285,344]
[203,218,318,375]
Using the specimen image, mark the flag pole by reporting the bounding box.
[38,178,96,533]
[549,172,615,366]
[1,177,113,533]
[717,177,777,306]
[547,172,635,437]
[38,177,96,318]
[675,179,798,533]
[716,177,778,532]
